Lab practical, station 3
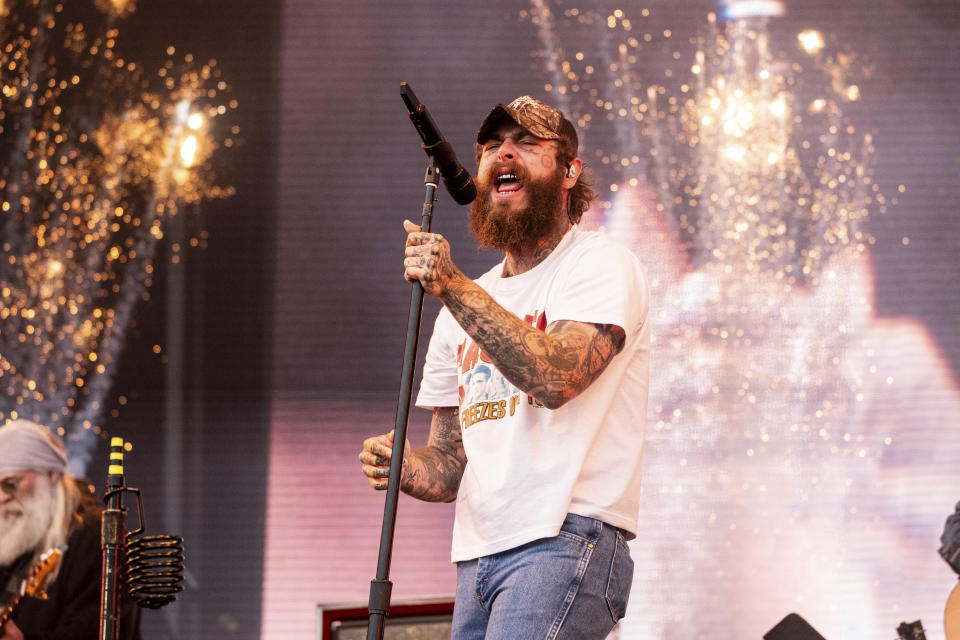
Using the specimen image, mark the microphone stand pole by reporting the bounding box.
[366,162,439,640]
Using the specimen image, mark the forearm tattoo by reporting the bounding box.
[441,279,626,409]
[403,407,465,502]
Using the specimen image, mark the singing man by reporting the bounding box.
[360,95,650,638]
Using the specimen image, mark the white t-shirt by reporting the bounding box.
[416,225,650,562]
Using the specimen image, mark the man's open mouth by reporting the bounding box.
[495,170,522,194]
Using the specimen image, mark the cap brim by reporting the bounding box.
[476,104,516,145]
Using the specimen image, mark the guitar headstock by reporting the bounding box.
[0,547,64,629]
[20,547,63,600]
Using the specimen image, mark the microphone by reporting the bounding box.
[400,82,477,205]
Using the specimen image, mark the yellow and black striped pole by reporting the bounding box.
[100,437,126,640]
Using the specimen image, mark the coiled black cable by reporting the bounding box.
[124,534,184,609]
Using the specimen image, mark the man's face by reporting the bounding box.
[477,122,564,204]
[470,122,567,252]
[0,470,55,566]
[469,371,490,396]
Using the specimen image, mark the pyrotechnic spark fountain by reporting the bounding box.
[0,0,236,475]
[525,2,956,638]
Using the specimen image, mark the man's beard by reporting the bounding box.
[469,162,565,253]
[0,475,56,566]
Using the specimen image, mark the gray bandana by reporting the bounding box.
[0,420,68,474]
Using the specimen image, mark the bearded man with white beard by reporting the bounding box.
[0,420,140,640]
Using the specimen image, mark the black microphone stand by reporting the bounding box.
[365,162,439,640]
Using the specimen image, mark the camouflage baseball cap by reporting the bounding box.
[476,96,579,159]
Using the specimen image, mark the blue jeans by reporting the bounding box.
[451,513,634,639]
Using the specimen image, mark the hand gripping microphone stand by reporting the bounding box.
[365,83,474,640]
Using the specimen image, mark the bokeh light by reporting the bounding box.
[0,0,236,475]
[524,3,955,638]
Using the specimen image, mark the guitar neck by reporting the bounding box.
[0,548,62,631]
[0,594,23,630]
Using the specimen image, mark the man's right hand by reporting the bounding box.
[402,219,469,299]
[358,430,409,491]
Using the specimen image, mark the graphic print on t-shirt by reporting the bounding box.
[456,309,549,430]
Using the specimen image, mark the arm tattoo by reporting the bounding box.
[402,407,465,502]
[441,279,626,409]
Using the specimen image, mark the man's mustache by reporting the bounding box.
[0,505,25,518]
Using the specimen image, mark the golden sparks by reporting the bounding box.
[0,0,236,465]
[526,8,903,633]
[797,29,825,55]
